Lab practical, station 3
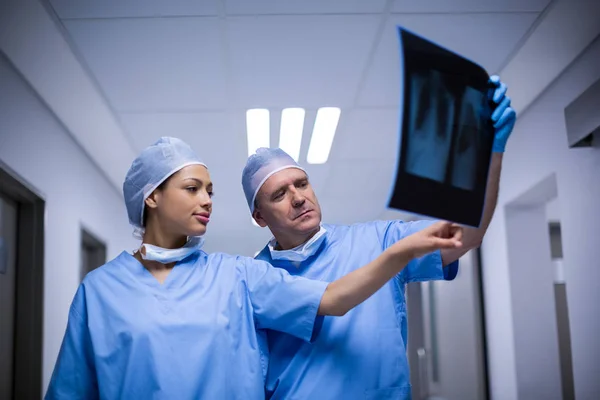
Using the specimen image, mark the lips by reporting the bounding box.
[194,212,210,224]
[294,210,313,220]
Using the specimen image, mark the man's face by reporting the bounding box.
[253,168,322,244]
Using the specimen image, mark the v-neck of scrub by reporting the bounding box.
[119,250,201,292]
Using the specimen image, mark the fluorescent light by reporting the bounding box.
[246,109,270,156]
[307,107,341,164]
[278,108,305,162]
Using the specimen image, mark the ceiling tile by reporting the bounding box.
[391,0,550,13]
[119,111,251,190]
[330,108,399,162]
[304,164,332,196]
[49,0,219,19]
[357,13,539,107]
[63,18,227,111]
[226,15,380,108]
[225,0,387,15]
[120,111,231,150]
[319,164,403,225]
[321,159,396,213]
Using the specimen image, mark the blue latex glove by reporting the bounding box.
[489,75,517,153]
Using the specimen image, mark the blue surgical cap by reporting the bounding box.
[242,147,306,213]
[123,137,207,228]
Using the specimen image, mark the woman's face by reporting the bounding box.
[145,164,213,238]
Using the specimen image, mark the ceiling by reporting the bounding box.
[43,0,550,256]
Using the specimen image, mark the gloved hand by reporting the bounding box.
[489,75,517,153]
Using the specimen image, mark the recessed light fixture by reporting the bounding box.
[307,107,341,164]
[278,108,305,162]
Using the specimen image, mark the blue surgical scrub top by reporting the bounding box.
[45,250,328,400]
[256,220,459,400]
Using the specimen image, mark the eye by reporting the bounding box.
[186,186,198,193]
[298,181,308,188]
[208,191,214,198]
[273,191,284,200]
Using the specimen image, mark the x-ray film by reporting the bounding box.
[387,27,495,227]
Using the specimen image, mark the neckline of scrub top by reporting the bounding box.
[263,235,330,273]
[118,250,203,291]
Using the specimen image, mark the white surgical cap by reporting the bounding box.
[123,137,207,229]
[242,147,306,213]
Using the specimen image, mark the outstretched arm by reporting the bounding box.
[318,221,462,316]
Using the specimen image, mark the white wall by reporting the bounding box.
[482,35,600,400]
[0,55,137,394]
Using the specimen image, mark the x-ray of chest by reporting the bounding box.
[388,27,495,227]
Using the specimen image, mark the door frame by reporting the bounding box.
[0,161,45,399]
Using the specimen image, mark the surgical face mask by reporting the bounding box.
[269,227,327,262]
[140,236,204,264]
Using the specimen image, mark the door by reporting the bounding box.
[0,193,18,398]
[407,250,488,400]
[80,228,107,281]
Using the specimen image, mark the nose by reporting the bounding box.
[290,188,306,207]
[200,190,212,210]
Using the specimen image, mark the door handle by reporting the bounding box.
[417,347,429,398]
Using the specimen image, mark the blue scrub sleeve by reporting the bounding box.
[45,287,98,400]
[380,219,459,284]
[244,258,328,342]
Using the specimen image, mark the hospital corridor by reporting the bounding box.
[1,0,600,399]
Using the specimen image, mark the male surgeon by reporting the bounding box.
[241,76,516,399]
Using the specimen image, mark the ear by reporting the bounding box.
[144,190,160,210]
[252,209,268,228]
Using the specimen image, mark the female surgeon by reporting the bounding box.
[45,137,462,399]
